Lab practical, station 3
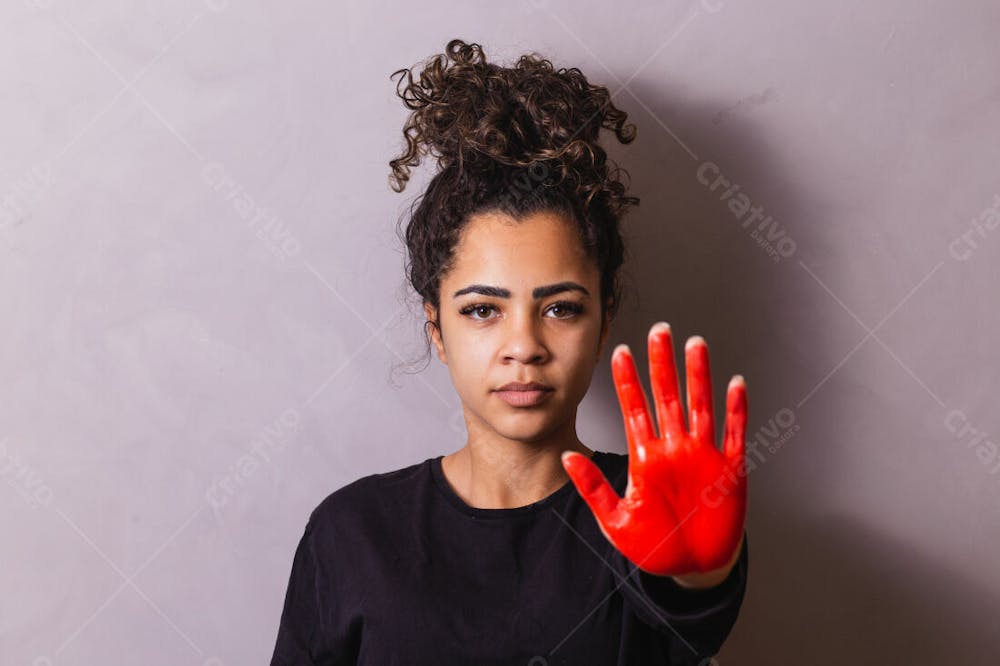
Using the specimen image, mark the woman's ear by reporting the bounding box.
[423,301,447,364]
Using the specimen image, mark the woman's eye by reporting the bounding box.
[459,301,583,321]
[547,301,584,318]
[460,304,497,320]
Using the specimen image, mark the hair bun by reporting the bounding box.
[389,39,637,215]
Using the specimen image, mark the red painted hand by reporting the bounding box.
[562,322,748,577]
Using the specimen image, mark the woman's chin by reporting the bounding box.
[487,414,570,445]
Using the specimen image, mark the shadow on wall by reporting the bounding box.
[583,81,999,662]
[723,511,1000,665]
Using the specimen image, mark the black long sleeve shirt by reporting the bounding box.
[270,450,749,665]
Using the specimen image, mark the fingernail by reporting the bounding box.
[685,335,706,350]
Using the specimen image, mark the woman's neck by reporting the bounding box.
[441,426,594,510]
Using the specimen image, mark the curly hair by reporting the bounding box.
[388,38,639,370]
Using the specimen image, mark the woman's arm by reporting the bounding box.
[270,513,359,666]
[619,530,749,660]
[564,322,750,659]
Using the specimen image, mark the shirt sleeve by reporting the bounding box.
[269,511,359,666]
[614,530,749,664]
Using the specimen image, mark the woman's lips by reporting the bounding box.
[494,388,553,407]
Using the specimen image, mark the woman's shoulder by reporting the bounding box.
[306,456,435,530]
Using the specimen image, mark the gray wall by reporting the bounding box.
[3,1,998,664]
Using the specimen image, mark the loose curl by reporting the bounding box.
[388,38,640,371]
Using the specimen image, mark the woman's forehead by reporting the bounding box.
[451,210,590,269]
[447,255,596,296]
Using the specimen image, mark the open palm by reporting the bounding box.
[562,322,747,577]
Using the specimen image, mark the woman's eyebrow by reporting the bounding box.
[452,281,590,299]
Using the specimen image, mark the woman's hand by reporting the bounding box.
[562,322,747,579]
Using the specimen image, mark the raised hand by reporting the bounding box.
[562,322,747,577]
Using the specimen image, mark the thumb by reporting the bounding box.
[562,451,622,538]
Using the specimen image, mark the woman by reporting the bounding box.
[270,39,749,665]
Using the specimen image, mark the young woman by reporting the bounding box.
[270,39,749,666]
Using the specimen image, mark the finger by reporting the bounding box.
[685,336,715,446]
[562,451,622,539]
[611,344,656,463]
[648,322,686,443]
[723,375,748,465]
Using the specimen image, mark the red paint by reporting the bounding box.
[562,323,747,576]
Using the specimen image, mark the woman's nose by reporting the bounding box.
[501,311,549,364]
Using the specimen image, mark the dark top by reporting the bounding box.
[270,450,749,665]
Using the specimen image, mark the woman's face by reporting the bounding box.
[424,209,611,445]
